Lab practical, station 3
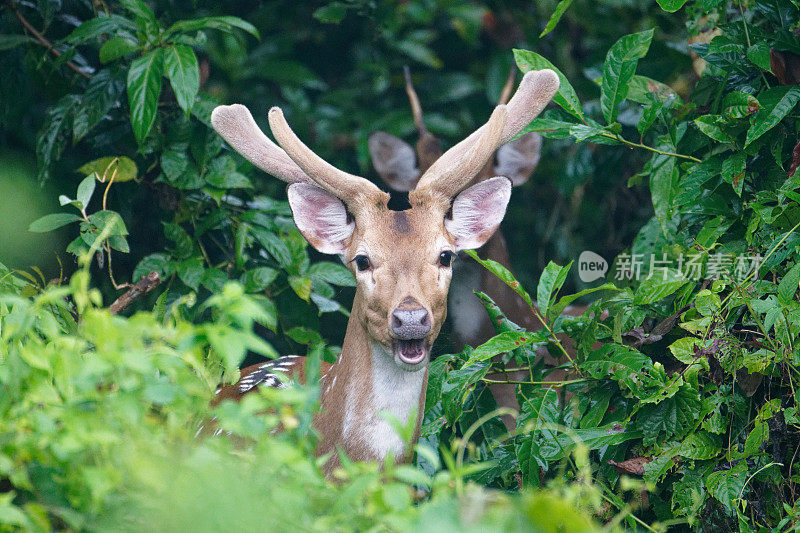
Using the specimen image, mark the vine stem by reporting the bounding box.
[11,2,91,79]
[598,132,702,162]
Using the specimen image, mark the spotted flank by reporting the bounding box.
[234,356,297,394]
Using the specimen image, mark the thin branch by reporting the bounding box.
[109,271,161,314]
[11,3,91,80]
[598,132,702,162]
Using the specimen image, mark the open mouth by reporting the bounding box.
[393,338,428,365]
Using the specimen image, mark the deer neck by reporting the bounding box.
[314,292,428,469]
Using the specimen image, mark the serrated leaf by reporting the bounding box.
[637,385,701,445]
[600,29,654,124]
[28,213,81,233]
[706,463,747,515]
[514,48,584,121]
[127,49,164,145]
[745,86,800,147]
[164,45,199,116]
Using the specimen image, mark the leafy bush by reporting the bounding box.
[425,0,800,530]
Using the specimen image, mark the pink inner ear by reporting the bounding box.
[287,183,354,255]
[445,177,512,251]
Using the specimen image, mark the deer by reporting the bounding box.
[368,67,584,430]
[207,68,559,475]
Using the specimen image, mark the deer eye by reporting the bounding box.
[352,254,371,272]
[439,251,455,268]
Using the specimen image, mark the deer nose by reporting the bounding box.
[391,300,431,340]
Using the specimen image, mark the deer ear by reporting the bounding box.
[287,183,354,255]
[446,177,512,251]
[368,131,421,192]
[494,132,542,186]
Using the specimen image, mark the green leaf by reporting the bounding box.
[539,0,573,37]
[164,45,199,116]
[78,156,138,183]
[308,262,356,287]
[252,227,293,268]
[64,14,137,43]
[0,34,37,50]
[583,344,654,396]
[637,385,701,444]
[166,16,260,39]
[513,48,584,121]
[464,331,535,366]
[205,157,251,189]
[537,261,571,318]
[76,176,96,209]
[73,70,126,142]
[679,431,721,460]
[747,42,771,70]
[176,257,204,290]
[127,49,164,145]
[548,283,617,322]
[778,263,800,305]
[241,267,279,293]
[88,210,128,236]
[634,272,687,305]
[28,213,81,233]
[745,86,800,147]
[465,250,534,308]
[99,37,139,63]
[313,3,348,23]
[600,29,654,124]
[288,276,312,301]
[694,115,736,143]
[649,139,679,234]
[656,0,688,11]
[669,337,701,365]
[721,151,746,196]
[120,0,157,25]
[706,463,747,515]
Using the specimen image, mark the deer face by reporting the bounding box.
[288,177,511,370]
[209,68,559,372]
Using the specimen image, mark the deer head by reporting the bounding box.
[368,66,543,194]
[209,69,558,372]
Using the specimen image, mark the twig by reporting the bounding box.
[598,132,702,162]
[11,3,91,80]
[109,271,161,314]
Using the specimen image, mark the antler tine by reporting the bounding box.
[210,104,310,184]
[413,69,559,199]
[403,66,427,134]
[267,107,385,207]
[413,105,507,199]
[497,64,517,105]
